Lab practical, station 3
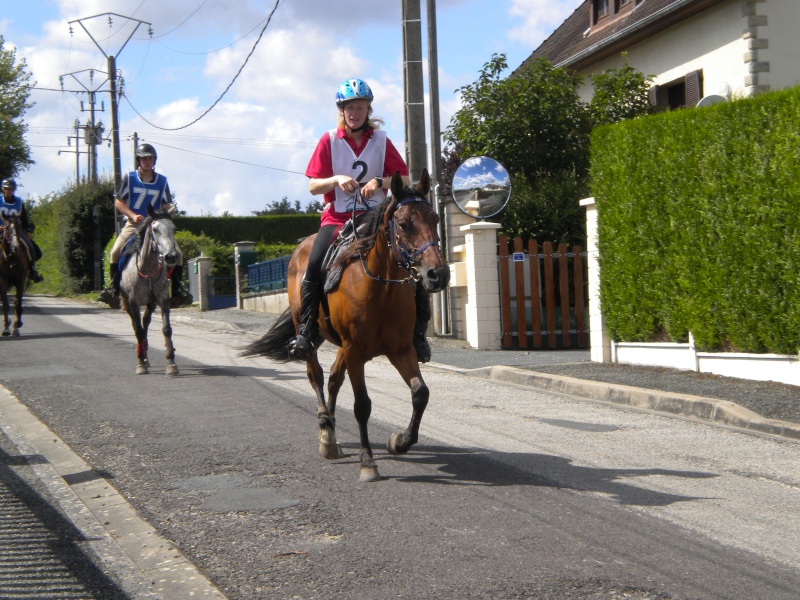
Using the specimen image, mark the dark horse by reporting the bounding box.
[243,170,450,481]
[119,205,180,375]
[0,216,29,337]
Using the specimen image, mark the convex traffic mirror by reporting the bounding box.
[451,156,511,220]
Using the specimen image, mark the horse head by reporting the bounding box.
[0,217,24,261]
[146,204,179,267]
[386,169,450,293]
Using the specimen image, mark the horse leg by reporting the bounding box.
[11,288,22,336]
[316,350,345,460]
[158,301,178,376]
[386,354,429,456]
[1,291,10,337]
[344,359,379,482]
[128,303,149,374]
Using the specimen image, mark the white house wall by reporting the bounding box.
[761,0,800,90]
[575,0,748,102]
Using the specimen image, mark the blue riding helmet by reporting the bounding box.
[335,78,374,108]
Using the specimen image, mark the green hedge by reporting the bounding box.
[174,214,318,245]
[591,87,800,354]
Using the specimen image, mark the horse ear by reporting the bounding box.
[390,170,404,198]
[417,169,431,196]
[147,204,155,218]
[166,203,176,216]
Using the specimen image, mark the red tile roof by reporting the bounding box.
[517,0,727,72]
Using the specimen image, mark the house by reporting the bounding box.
[520,0,800,109]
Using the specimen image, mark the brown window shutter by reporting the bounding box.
[685,70,703,107]
[648,84,659,107]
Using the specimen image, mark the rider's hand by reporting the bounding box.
[131,214,145,224]
[336,175,358,195]
[361,177,382,201]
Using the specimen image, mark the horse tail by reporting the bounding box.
[239,308,296,362]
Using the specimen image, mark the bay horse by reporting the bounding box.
[119,205,180,375]
[243,170,450,481]
[0,216,29,337]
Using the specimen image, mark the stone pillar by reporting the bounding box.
[234,241,256,309]
[581,197,611,362]
[196,256,212,312]
[460,221,502,349]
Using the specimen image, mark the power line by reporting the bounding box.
[121,0,284,132]
[152,141,305,176]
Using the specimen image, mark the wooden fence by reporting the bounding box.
[498,235,588,350]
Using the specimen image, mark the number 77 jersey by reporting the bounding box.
[119,170,171,219]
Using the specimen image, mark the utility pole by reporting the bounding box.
[68,13,152,231]
[58,119,89,183]
[60,69,107,184]
[426,0,449,335]
[401,0,427,182]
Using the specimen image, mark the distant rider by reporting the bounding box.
[0,178,44,283]
[97,143,192,309]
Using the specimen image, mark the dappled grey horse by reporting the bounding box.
[119,205,180,375]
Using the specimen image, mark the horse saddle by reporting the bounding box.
[321,216,373,294]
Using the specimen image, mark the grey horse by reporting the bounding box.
[119,204,180,375]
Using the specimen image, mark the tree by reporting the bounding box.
[443,53,655,246]
[590,54,655,126]
[252,197,301,215]
[0,36,35,179]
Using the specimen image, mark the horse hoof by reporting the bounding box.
[359,465,381,482]
[319,442,344,460]
[387,432,407,455]
[11,330,19,337]
[166,365,178,376]
[1,331,8,337]
[136,365,149,375]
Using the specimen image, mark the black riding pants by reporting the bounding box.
[304,225,337,284]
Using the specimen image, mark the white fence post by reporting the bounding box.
[459,221,502,349]
[581,197,611,362]
[196,256,212,312]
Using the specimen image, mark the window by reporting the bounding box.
[649,70,704,110]
[594,0,609,21]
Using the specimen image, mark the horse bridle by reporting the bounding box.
[136,217,167,280]
[351,190,440,285]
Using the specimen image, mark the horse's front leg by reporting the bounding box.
[386,353,429,456]
[158,302,178,376]
[316,350,345,460]
[345,359,379,482]
[128,303,149,374]
[11,289,23,336]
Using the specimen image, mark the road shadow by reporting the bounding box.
[363,444,718,507]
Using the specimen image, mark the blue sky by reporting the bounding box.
[2,0,577,215]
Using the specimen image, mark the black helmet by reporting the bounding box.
[135,143,157,166]
[1,178,16,191]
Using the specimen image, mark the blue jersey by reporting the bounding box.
[0,195,23,223]
[117,170,171,219]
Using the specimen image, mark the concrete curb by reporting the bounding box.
[0,385,227,599]
[465,366,800,442]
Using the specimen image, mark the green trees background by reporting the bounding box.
[444,53,653,246]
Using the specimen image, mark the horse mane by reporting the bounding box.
[124,208,173,258]
[329,198,391,270]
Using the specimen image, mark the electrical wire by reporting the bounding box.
[121,0,284,131]
[151,0,209,39]
[151,141,305,175]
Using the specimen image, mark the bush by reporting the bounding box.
[592,86,800,354]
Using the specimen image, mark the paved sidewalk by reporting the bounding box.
[170,306,800,442]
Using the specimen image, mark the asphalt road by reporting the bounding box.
[1,296,799,599]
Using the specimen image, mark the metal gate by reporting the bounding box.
[498,235,589,349]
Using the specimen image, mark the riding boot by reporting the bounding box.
[289,280,322,361]
[98,263,121,308]
[170,265,193,308]
[28,262,44,283]
[413,284,432,363]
